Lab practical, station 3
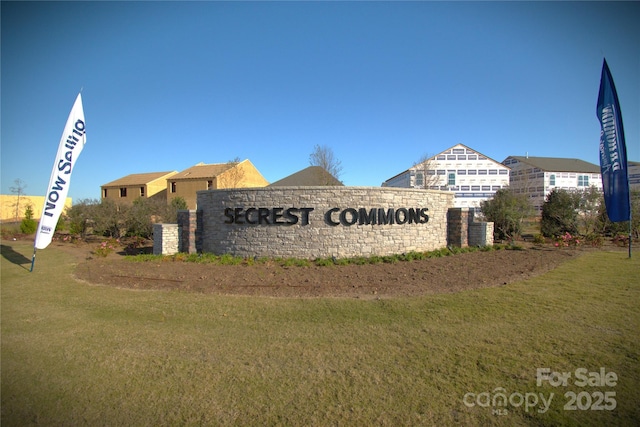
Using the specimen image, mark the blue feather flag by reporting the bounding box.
[596,59,630,223]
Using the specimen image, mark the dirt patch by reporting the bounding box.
[66,241,589,298]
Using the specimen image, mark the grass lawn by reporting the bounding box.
[1,241,639,426]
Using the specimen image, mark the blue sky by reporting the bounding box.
[2,1,639,201]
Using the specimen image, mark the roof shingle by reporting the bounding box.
[506,156,601,173]
[102,171,177,187]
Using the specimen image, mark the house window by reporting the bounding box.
[415,173,424,187]
[171,182,177,193]
[448,173,456,186]
[207,180,213,189]
[120,188,127,197]
[549,174,556,186]
[140,186,145,197]
[103,189,107,198]
[578,175,589,187]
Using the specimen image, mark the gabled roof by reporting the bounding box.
[432,143,506,166]
[102,171,177,187]
[382,143,508,183]
[505,156,601,173]
[171,162,236,180]
[269,166,343,187]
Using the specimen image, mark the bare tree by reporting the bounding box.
[218,157,245,189]
[9,178,27,220]
[412,154,440,189]
[309,145,343,184]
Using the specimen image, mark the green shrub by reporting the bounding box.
[19,205,37,235]
[218,254,243,265]
[480,189,534,241]
[541,189,580,237]
[368,256,383,264]
[314,258,334,267]
[584,233,604,247]
[93,238,119,257]
[533,233,546,245]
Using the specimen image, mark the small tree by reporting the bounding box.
[309,145,343,184]
[577,186,605,235]
[540,188,581,237]
[66,198,100,237]
[92,198,128,238]
[165,196,188,223]
[218,157,245,189]
[412,153,440,189]
[9,178,27,221]
[20,204,37,234]
[125,198,155,238]
[480,189,534,241]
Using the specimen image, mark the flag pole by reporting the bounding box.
[629,210,632,259]
[30,247,37,272]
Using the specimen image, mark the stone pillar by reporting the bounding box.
[447,208,469,247]
[469,223,489,246]
[153,223,179,255]
[177,210,199,254]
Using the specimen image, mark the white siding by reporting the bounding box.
[504,157,603,212]
[383,144,510,208]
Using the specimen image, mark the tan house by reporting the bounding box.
[168,160,269,209]
[0,194,72,222]
[101,171,178,204]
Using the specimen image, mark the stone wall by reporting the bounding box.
[196,186,455,259]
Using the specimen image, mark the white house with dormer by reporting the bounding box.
[502,156,603,213]
[382,143,511,208]
[629,161,640,191]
